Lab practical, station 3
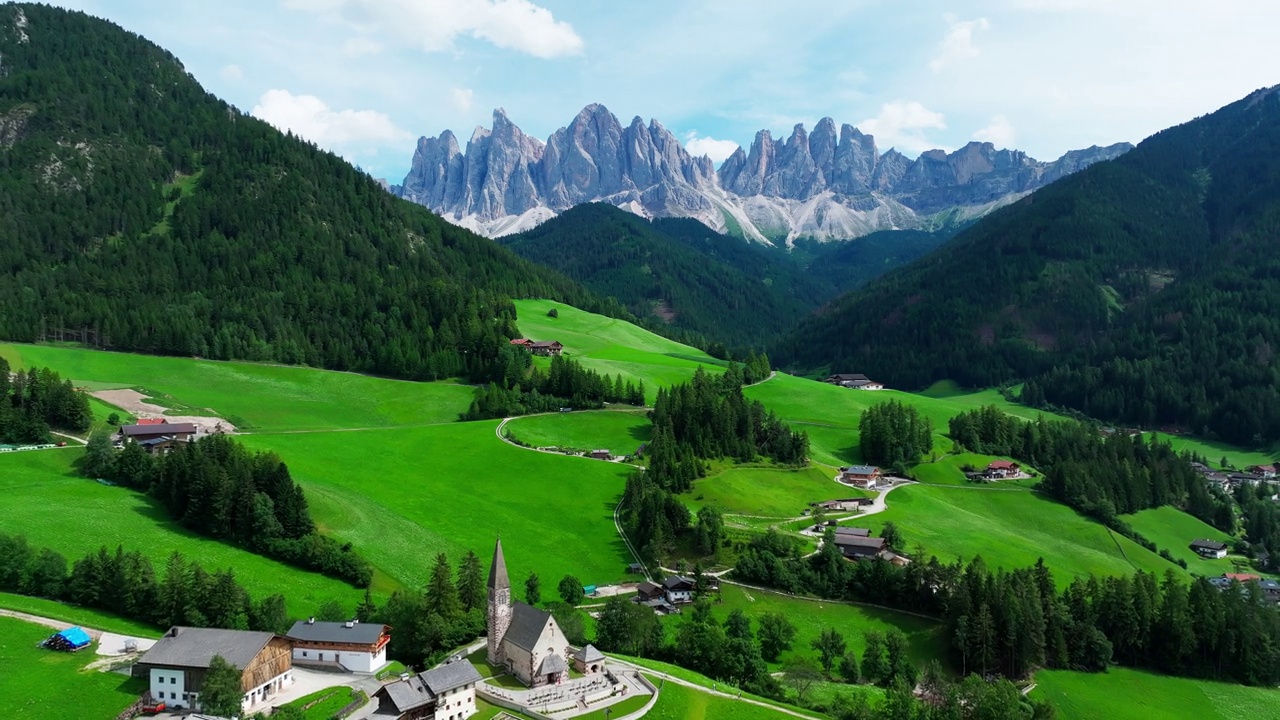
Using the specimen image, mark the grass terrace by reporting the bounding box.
[502,409,652,455]
[1032,667,1280,720]
[0,616,146,719]
[685,465,871,518]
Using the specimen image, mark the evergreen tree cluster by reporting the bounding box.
[858,400,933,470]
[646,364,807,493]
[949,406,1230,529]
[0,532,292,633]
[775,86,1280,446]
[734,530,1280,686]
[0,5,625,383]
[0,359,90,443]
[370,551,489,668]
[90,434,372,587]
[462,352,645,420]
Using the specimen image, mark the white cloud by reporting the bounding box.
[342,36,383,57]
[973,114,1016,148]
[450,87,475,112]
[219,64,244,81]
[283,0,584,59]
[683,132,740,163]
[930,16,989,72]
[251,89,410,149]
[857,101,948,155]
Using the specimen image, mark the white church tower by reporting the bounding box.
[486,536,512,666]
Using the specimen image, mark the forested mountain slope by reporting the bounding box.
[0,4,610,381]
[501,203,949,350]
[776,86,1280,445]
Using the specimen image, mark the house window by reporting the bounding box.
[302,651,308,657]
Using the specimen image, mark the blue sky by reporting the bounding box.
[49,1,1280,181]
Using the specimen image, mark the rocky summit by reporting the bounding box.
[395,104,1132,244]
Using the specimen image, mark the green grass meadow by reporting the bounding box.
[1123,506,1249,575]
[503,409,652,455]
[0,343,474,432]
[0,616,145,719]
[514,299,725,401]
[860,485,1179,583]
[0,450,364,617]
[642,678,805,720]
[686,465,869,518]
[1032,667,1280,720]
[0,593,159,637]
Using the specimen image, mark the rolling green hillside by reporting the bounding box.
[0,616,144,719]
[1032,667,1280,720]
[0,3,615,383]
[777,86,1280,446]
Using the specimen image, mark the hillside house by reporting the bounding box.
[587,449,612,460]
[832,526,871,539]
[373,661,483,720]
[509,338,534,348]
[833,535,887,560]
[529,341,564,357]
[824,373,884,390]
[119,422,197,452]
[663,576,696,604]
[1190,539,1229,559]
[838,465,882,489]
[487,538,571,687]
[1248,465,1277,479]
[985,460,1021,479]
[135,627,293,713]
[285,619,390,673]
[1208,574,1280,604]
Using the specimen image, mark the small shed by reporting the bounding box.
[588,449,612,460]
[44,627,92,652]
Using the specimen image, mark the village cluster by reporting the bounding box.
[41,538,654,720]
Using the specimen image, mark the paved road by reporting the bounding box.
[608,657,818,720]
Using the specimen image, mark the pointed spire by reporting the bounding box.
[487,536,510,591]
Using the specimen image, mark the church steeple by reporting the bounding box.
[486,536,513,666]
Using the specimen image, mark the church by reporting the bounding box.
[486,537,572,687]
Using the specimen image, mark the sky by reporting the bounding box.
[45,0,1280,181]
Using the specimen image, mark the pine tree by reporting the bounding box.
[524,572,541,606]
[424,553,460,620]
[456,551,485,612]
[199,655,244,718]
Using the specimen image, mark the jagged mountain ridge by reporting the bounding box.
[396,104,1132,244]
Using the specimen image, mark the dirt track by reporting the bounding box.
[90,388,236,435]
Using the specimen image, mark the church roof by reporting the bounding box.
[538,653,568,676]
[488,537,509,591]
[573,644,605,663]
[504,601,554,652]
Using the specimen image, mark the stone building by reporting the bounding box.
[486,537,571,687]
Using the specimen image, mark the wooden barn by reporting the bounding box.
[135,626,293,714]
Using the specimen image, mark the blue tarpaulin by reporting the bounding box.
[46,626,92,651]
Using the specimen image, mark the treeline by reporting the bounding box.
[949,406,1230,530]
[734,529,1280,686]
[647,364,807,493]
[0,532,294,634]
[0,359,90,443]
[1239,484,1280,568]
[462,352,645,420]
[859,401,933,470]
[369,551,489,667]
[84,433,372,587]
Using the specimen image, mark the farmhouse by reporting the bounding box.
[832,526,871,539]
[373,661,483,720]
[985,460,1021,479]
[824,373,884,390]
[587,449,612,460]
[119,422,198,451]
[838,465,882,489]
[1190,539,1229,559]
[285,618,390,673]
[1208,574,1280,603]
[663,576,696,604]
[635,581,663,602]
[529,341,564,357]
[136,627,293,713]
[1248,464,1277,479]
[509,338,533,348]
[487,538,572,687]
[832,534,887,560]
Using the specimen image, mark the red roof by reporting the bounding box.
[509,338,532,346]
[1226,573,1260,582]
[989,460,1018,470]
[1249,464,1276,472]
[136,418,167,426]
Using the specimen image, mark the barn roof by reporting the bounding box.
[140,627,275,670]
[286,620,386,645]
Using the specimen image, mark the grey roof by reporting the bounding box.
[663,576,694,591]
[286,620,386,645]
[122,423,197,437]
[834,536,887,550]
[379,675,433,713]
[637,581,661,596]
[538,654,568,676]
[844,465,879,475]
[421,661,482,695]
[1190,539,1228,551]
[139,627,275,671]
[488,538,510,591]
[503,602,554,652]
[828,374,869,382]
[833,527,871,537]
[574,644,605,663]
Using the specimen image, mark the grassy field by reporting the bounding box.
[503,409,651,455]
[1123,506,1250,576]
[859,485,1179,582]
[685,465,869,518]
[240,421,637,589]
[280,686,364,719]
[0,450,364,617]
[514,300,724,402]
[0,616,146,719]
[643,678,805,720]
[0,343,474,432]
[909,453,1038,488]
[704,584,948,671]
[0,593,159,637]
[1033,667,1280,720]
